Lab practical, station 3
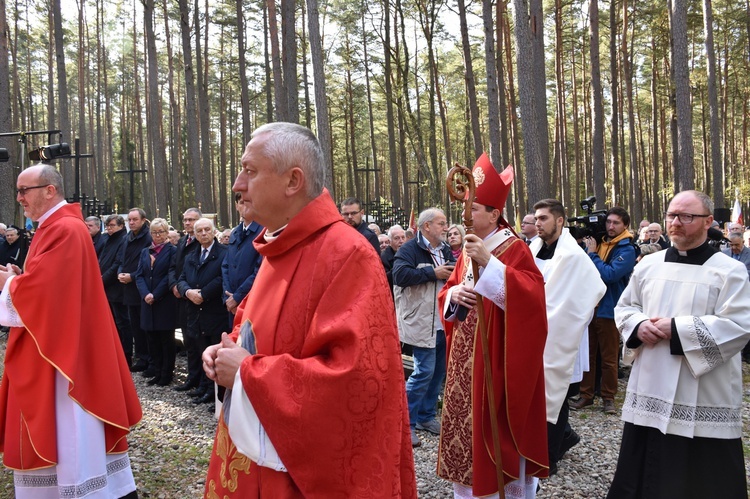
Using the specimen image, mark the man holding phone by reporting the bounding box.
[393,207,455,447]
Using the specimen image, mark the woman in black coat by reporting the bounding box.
[135,218,177,386]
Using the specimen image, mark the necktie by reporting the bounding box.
[186,235,193,246]
[200,248,208,264]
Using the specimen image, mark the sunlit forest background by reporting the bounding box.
[0,0,745,229]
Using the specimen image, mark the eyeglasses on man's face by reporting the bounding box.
[16,184,50,196]
[664,212,710,224]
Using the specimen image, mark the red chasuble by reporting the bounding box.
[204,190,416,498]
[0,203,142,470]
[437,234,549,496]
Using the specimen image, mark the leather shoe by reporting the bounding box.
[141,368,157,378]
[194,392,214,404]
[146,376,160,385]
[570,397,593,410]
[130,361,148,373]
[603,399,617,414]
[173,381,198,392]
[156,376,172,387]
[559,430,580,457]
[188,388,206,398]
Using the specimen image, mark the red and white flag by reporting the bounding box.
[732,190,744,227]
[408,208,417,232]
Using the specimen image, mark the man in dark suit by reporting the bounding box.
[85,216,106,255]
[222,193,263,329]
[177,217,227,404]
[118,208,152,373]
[340,197,380,253]
[722,232,750,279]
[170,208,202,392]
[99,215,130,365]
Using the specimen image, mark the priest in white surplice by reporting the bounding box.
[529,199,605,476]
[608,190,750,498]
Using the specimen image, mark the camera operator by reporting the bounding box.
[571,207,636,414]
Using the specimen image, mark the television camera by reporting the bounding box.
[567,196,608,243]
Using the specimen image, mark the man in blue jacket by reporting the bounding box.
[571,207,636,414]
[222,193,263,329]
[393,208,455,447]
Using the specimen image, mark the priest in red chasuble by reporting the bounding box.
[202,122,416,498]
[0,164,142,498]
[438,155,549,498]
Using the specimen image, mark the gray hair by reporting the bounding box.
[194,217,215,232]
[417,208,445,229]
[252,122,325,198]
[150,217,170,232]
[184,207,202,218]
[85,216,101,227]
[37,163,65,199]
[387,224,404,236]
[728,232,744,242]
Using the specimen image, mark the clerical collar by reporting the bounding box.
[37,200,67,227]
[664,239,717,265]
[482,227,499,241]
[536,239,559,261]
[264,224,287,242]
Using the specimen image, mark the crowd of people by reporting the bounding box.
[0,123,749,498]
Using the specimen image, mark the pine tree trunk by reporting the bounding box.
[457,0,482,158]
[305,0,332,191]
[237,0,251,145]
[671,0,695,190]
[589,0,607,206]
[703,0,723,208]
[178,0,205,208]
[0,0,14,223]
[52,0,73,189]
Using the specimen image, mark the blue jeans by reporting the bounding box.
[406,329,446,427]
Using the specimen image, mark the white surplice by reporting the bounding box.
[615,251,750,439]
[530,229,606,423]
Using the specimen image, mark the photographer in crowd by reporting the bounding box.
[571,207,636,414]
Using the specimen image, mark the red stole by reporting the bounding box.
[438,234,549,496]
[0,203,142,470]
[205,190,416,498]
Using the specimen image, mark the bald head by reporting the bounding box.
[17,164,66,221]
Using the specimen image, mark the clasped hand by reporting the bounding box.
[636,317,671,345]
[203,332,251,388]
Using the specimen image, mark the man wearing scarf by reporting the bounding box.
[571,207,637,414]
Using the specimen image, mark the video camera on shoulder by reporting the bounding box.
[567,196,608,243]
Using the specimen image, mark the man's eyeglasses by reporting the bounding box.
[106,223,119,228]
[16,184,50,196]
[521,221,535,225]
[665,212,710,224]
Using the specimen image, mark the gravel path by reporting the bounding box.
[0,342,748,497]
